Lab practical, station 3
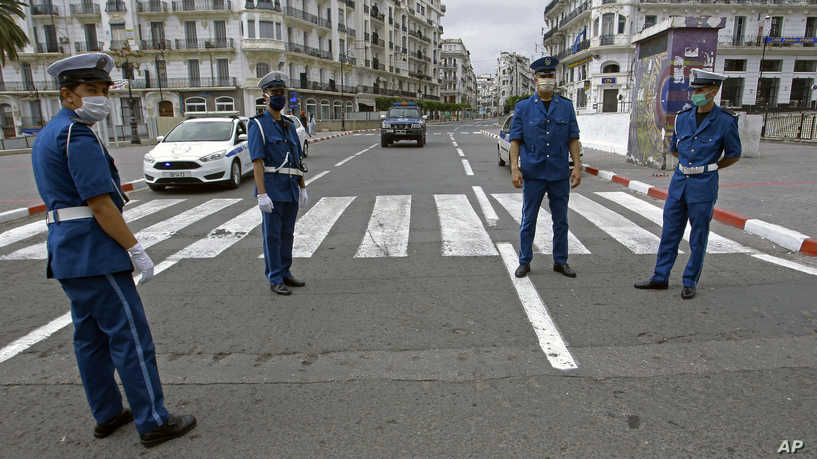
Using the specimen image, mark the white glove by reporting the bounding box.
[127,242,154,285]
[257,193,274,213]
[299,187,309,208]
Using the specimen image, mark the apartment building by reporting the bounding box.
[496,51,534,113]
[541,0,817,114]
[476,73,497,117]
[439,38,476,108]
[0,0,446,138]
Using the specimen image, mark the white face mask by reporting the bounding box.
[74,96,111,123]
[536,77,556,93]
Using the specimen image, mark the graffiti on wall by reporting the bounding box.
[628,52,672,168]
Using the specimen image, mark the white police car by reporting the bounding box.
[496,113,581,171]
[144,116,251,191]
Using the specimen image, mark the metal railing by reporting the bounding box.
[35,43,66,54]
[136,0,169,10]
[105,0,127,11]
[285,6,319,26]
[132,76,237,88]
[245,0,280,9]
[338,23,346,33]
[174,38,234,49]
[371,36,384,47]
[172,0,230,11]
[74,41,103,52]
[285,42,331,60]
[371,10,384,22]
[557,1,589,29]
[140,39,172,50]
[69,3,100,14]
[30,3,60,14]
[109,40,129,50]
[599,34,616,46]
[0,80,59,91]
[763,111,817,140]
[407,29,430,43]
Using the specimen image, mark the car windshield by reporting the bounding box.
[164,121,234,142]
[388,108,421,118]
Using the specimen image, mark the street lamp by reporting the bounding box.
[112,46,143,144]
[758,15,771,137]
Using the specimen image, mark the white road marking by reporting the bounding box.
[596,192,752,254]
[0,312,72,364]
[751,253,817,277]
[452,141,458,147]
[169,207,263,259]
[1,199,187,260]
[568,193,662,254]
[355,195,411,258]
[137,199,240,249]
[305,170,330,186]
[292,196,356,258]
[496,242,578,370]
[461,159,474,176]
[472,186,499,227]
[492,193,590,254]
[335,155,357,167]
[434,194,497,256]
[472,131,482,134]
[456,147,465,157]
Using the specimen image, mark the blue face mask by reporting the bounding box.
[268,94,286,111]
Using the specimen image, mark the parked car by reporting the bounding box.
[143,116,250,191]
[285,113,310,159]
[496,113,581,171]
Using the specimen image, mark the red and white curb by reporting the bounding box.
[582,165,817,257]
[480,129,500,140]
[0,179,146,225]
[306,129,379,145]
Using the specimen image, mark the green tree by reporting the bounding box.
[504,94,531,114]
[0,0,30,64]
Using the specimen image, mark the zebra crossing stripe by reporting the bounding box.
[568,193,662,254]
[491,193,590,254]
[434,194,497,256]
[461,159,474,176]
[137,199,240,249]
[292,196,356,258]
[0,199,187,260]
[472,186,498,227]
[456,148,465,157]
[169,207,263,260]
[355,195,411,258]
[595,192,753,254]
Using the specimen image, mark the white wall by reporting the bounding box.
[576,112,630,155]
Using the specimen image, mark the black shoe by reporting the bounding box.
[283,276,305,287]
[633,279,669,290]
[94,409,133,439]
[553,263,576,278]
[514,263,530,278]
[681,286,696,299]
[140,414,197,448]
[271,283,292,295]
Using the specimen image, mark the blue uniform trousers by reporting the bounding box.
[519,178,570,265]
[58,271,169,434]
[262,201,298,284]
[652,195,714,287]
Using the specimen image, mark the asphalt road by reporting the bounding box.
[1,120,816,457]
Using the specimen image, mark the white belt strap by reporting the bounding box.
[678,162,718,175]
[263,166,304,176]
[46,206,94,224]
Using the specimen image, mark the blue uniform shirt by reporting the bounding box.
[669,105,741,203]
[248,111,303,202]
[509,93,580,181]
[32,108,132,279]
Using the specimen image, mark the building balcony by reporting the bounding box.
[30,3,60,15]
[35,43,67,54]
[338,23,346,32]
[109,40,129,50]
[74,41,104,52]
[559,39,590,59]
[597,34,630,47]
[542,27,560,43]
[0,80,60,91]
[105,0,127,12]
[285,42,331,60]
[372,61,385,71]
[407,29,430,43]
[285,6,327,28]
[339,53,356,65]
[139,39,172,50]
[244,0,281,10]
[69,3,101,15]
[346,27,357,37]
[136,1,170,12]
[173,38,235,50]
[172,0,231,12]
[241,38,285,51]
[131,76,237,89]
[342,0,354,8]
[370,10,384,22]
[556,0,589,29]
[371,36,385,47]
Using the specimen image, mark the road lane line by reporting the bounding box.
[472,186,498,227]
[461,159,474,176]
[335,155,357,167]
[492,193,590,254]
[456,148,465,157]
[568,193,662,254]
[496,242,578,370]
[452,141,458,147]
[434,194,497,256]
[291,196,356,258]
[1,199,187,260]
[306,170,330,186]
[596,192,753,254]
[355,195,411,258]
[0,312,72,364]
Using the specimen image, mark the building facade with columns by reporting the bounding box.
[0,0,447,139]
[496,51,534,113]
[541,0,817,115]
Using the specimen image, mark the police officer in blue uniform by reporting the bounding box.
[635,69,741,299]
[32,53,196,446]
[250,71,308,296]
[509,56,583,278]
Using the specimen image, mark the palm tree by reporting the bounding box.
[0,0,29,64]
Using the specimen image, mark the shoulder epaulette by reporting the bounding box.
[721,107,738,117]
[677,106,695,115]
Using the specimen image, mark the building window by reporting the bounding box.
[794,60,817,72]
[593,17,599,37]
[260,21,275,39]
[256,62,270,78]
[188,59,200,86]
[255,97,266,115]
[760,59,782,72]
[721,78,743,107]
[345,101,354,113]
[305,99,317,118]
[216,96,234,112]
[248,20,255,38]
[185,96,206,112]
[724,59,746,72]
[576,88,587,108]
[275,22,282,40]
[320,100,330,120]
[333,101,342,119]
[769,16,783,38]
[618,15,627,34]
[602,62,620,73]
[644,15,657,30]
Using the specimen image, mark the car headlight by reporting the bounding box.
[411,123,422,129]
[143,152,154,163]
[199,150,226,162]
[382,121,391,128]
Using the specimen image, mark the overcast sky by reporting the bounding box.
[439,0,545,75]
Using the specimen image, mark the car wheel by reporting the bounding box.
[497,145,506,166]
[226,160,241,189]
[148,183,165,192]
[302,141,309,157]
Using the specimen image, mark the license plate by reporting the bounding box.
[396,130,406,135]
[164,171,191,178]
